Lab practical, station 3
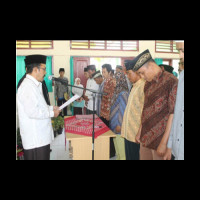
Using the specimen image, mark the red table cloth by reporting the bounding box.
[64,115,110,139]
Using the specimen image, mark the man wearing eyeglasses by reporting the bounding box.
[17,55,61,160]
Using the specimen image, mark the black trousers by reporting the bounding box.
[125,139,140,160]
[86,108,96,115]
[57,98,67,116]
[24,144,50,160]
[100,117,116,158]
[171,154,175,160]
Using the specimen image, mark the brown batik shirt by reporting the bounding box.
[140,69,178,150]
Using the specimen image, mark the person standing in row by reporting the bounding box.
[116,65,123,73]
[159,64,174,74]
[72,78,84,115]
[121,62,146,160]
[54,68,69,117]
[110,72,129,160]
[100,64,116,158]
[178,59,184,74]
[135,49,178,160]
[100,64,115,125]
[164,40,184,160]
[123,61,133,92]
[93,70,105,117]
[84,65,99,114]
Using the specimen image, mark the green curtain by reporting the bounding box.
[155,58,163,65]
[70,56,74,115]
[16,56,26,92]
[44,56,52,92]
[16,56,53,92]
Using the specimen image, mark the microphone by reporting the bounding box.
[48,75,107,96]
[48,75,68,85]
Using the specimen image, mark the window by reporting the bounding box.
[16,40,53,49]
[70,40,89,49]
[70,40,139,51]
[155,40,178,53]
[107,41,121,50]
[90,40,105,49]
[122,41,138,51]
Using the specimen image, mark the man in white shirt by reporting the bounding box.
[84,65,99,114]
[17,55,61,160]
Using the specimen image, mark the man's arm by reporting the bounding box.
[157,114,174,156]
[135,124,142,143]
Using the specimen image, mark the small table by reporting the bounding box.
[65,116,116,160]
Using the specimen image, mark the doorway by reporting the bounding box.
[72,56,134,86]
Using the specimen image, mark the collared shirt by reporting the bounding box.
[96,80,105,117]
[17,74,54,150]
[121,78,146,142]
[140,69,178,150]
[85,77,99,111]
[167,70,184,160]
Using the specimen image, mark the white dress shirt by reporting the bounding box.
[85,78,99,111]
[17,74,54,150]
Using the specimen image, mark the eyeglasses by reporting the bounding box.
[40,67,46,71]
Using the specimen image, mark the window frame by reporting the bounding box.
[155,40,178,54]
[70,40,139,51]
[16,40,54,50]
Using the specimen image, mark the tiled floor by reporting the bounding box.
[50,129,116,160]
[50,129,71,160]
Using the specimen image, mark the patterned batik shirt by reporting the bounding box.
[110,91,129,135]
[100,77,115,121]
[140,69,178,150]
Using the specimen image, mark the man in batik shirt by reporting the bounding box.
[134,49,178,160]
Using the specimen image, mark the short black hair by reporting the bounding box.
[26,63,41,74]
[87,65,96,71]
[59,68,65,73]
[102,64,112,73]
[84,68,88,72]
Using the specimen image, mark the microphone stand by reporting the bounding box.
[54,78,106,160]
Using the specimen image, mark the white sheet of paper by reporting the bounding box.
[59,94,80,110]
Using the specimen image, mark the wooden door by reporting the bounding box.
[73,57,90,88]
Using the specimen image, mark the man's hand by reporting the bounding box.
[135,125,142,144]
[115,126,121,133]
[156,142,167,157]
[163,148,172,160]
[53,106,61,117]
[135,133,141,144]
[84,96,89,102]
